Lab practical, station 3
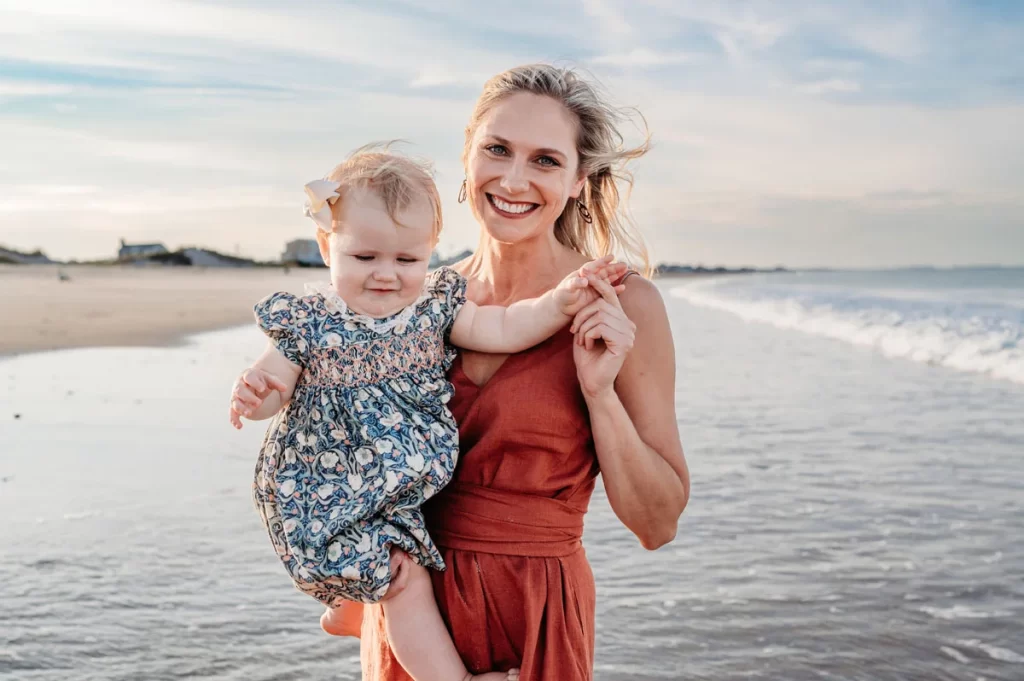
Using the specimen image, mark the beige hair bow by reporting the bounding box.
[302,179,342,232]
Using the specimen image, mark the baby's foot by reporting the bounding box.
[467,669,519,681]
[320,602,363,637]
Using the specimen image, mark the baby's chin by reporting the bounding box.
[349,292,417,318]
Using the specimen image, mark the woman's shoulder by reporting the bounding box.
[617,273,668,326]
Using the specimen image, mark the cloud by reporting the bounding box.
[0,183,291,215]
[409,66,489,89]
[581,0,634,38]
[0,122,261,173]
[0,1,527,93]
[591,49,701,67]
[0,81,76,96]
[802,58,864,75]
[796,78,861,94]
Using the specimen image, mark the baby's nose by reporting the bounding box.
[374,265,397,280]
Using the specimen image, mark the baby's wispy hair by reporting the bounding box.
[323,141,443,239]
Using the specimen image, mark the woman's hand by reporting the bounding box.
[570,276,637,398]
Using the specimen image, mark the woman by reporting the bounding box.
[361,64,690,680]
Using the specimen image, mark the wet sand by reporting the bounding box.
[0,264,315,356]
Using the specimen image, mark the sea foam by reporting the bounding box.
[671,273,1024,385]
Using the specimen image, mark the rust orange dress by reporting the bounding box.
[360,329,600,680]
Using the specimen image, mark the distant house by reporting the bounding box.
[179,248,255,268]
[430,249,472,269]
[282,239,325,267]
[0,245,53,264]
[118,238,168,260]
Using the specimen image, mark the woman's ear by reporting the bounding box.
[315,230,331,266]
[570,171,588,200]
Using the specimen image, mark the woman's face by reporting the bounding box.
[465,92,587,246]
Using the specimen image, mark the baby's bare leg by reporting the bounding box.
[320,600,364,637]
[383,556,517,681]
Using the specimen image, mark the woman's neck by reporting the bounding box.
[462,229,581,305]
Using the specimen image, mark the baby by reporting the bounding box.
[229,147,624,681]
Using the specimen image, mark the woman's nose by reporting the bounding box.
[499,161,529,194]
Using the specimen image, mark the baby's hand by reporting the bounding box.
[554,255,628,317]
[229,367,289,429]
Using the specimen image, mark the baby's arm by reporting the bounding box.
[449,256,627,354]
[228,343,302,429]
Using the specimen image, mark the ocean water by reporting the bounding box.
[2,268,1023,680]
[670,267,1024,385]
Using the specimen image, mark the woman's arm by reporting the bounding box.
[572,277,689,549]
[228,343,302,428]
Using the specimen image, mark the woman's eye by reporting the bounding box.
[353,255,374,262]
[537,156,559,167]
[486,144,508,156]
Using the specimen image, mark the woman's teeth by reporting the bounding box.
[490,195,535,214]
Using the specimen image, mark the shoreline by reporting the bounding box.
[0,264,721,358]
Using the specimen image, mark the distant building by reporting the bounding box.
[282,239,325,267]
[0,245,53,264]
[118,238,168,260]
[430,249,472,269]
[180,248,255,268]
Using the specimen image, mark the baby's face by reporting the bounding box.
[318,186,435,318]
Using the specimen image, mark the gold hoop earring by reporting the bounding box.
[576,199,593,224]
[457,180,467,203]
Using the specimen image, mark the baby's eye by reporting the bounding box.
[353,255,374,262]
[397,258,419,264]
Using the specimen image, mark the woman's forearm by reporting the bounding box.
[585,388,688,549]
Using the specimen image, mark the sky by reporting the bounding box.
[1,0,1022,268]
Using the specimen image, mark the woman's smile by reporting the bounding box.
[486,192,539,219]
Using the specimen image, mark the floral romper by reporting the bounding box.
[252,267,466,605]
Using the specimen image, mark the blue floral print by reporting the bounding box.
[252,267,466,605]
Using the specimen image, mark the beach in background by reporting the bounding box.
[2,268,1023,680]
[0,264,715,357]
[0,264,313,356]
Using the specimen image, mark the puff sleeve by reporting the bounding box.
[253,292,312,366]
[426,266,468,341]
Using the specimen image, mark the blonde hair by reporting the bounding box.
[463,64,652,276]
[326,142,443,239]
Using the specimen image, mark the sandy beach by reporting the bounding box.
[0,264,713,357]
[0,264,316,356]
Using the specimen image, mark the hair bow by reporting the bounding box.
[303,179,342,232]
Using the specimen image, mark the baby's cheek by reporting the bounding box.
[407,266,430,290]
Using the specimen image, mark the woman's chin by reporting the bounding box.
[481,218,544,245]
